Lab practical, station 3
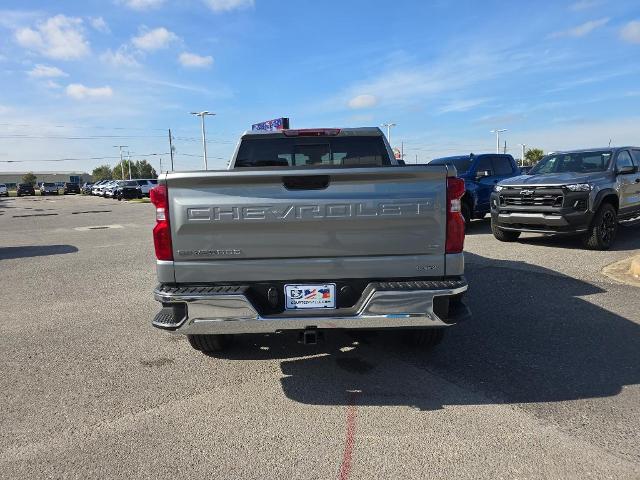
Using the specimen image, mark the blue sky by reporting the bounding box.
[1,0,640,172]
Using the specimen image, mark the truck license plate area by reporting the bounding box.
[285,284,336,310]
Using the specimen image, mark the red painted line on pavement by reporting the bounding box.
[338,392,359,480]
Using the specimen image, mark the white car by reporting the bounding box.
[135,179,158,197]
[103,181,119,198]
[0,183,8,197]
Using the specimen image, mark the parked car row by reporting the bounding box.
[87,179,156,200]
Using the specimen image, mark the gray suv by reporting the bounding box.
[491,147,640,250]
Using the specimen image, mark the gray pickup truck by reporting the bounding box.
[150,127,470,353]
[491,147,640,250]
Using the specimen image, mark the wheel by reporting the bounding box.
[491,221,521,242]
[16,193,21,197]
[461,202,472,227]
[582,203,618,250]
[187,334,232,352]
[402,328,445,348]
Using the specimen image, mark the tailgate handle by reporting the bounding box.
[282,175,329,190]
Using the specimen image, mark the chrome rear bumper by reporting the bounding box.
[152,280,469,335]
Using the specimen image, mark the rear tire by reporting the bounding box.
[491,221,521,242]
[187,334,232,352]
[462,203,472,228]
[403,328,445,349]
[582,203,618,250]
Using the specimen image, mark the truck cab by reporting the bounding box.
[430,154,521,225]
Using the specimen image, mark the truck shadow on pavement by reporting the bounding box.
[0,244,78,260]
[210,253,640,410]
[466,217,640,252]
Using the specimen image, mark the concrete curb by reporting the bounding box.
[602,255,640,287]
[630,256,640,279]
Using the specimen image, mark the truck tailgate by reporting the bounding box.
[166,166,448,283]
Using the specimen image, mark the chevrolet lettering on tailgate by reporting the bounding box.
[186,201,434,222]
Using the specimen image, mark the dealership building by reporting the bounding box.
[0,171,92,189]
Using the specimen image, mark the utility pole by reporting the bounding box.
[190,111,216,170]
[168,129,175,171]
[490,129,507,154]
[381,123,397,146]
[518,144,526,166]
[159,157,163,174]
[503,140,507,155]
[113,145,128,180]
[126,150,132,180]
[415,154,418,164]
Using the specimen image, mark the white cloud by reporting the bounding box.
[90,17,110,33]
[204,0,254,12]
[131,27,177,51]
[15,15,90,60]
[550,17,609,38]
[437,98,490,114]
[178,52,214,68]
[347,94,377,109]
[119,0,165,10]
[569,0,601,11]
[66,83,113,99]
[101,47,140,67]
[45,80,62,89]
[620,21,640,44]
[27,64,68,78]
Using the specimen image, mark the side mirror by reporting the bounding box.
[476,170,492,179]
[617,165,637,175]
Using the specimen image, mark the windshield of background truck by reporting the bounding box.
[429,156,471,174]
[235,136,392,168]
[530,151,612,174]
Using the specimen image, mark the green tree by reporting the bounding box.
[524,148,544,166]
[22,172,37,185]
[113,160,138,180]
[92,165,113,181]
[135,159,157,179]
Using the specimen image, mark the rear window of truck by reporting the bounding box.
[235,136,392,168]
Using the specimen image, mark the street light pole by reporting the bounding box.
[113,145,128,180]
[518,144,526,166]
[381,123,397,146]
[190,111,216,170]
[490,129,507,154]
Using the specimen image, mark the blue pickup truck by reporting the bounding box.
[430,153,521,225]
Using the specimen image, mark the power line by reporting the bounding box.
[0,152,169,163]
[0,134,167,140]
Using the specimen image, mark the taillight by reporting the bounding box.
[446,177,465,254]
[282,129,341,137]
[150,184,173,261]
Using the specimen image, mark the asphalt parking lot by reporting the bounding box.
[1,194,639,479]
